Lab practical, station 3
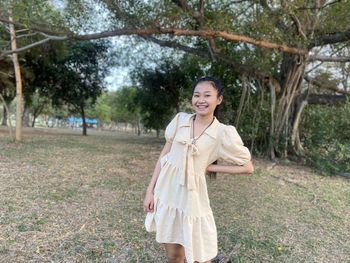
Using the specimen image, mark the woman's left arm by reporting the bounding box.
[206,160,254,175]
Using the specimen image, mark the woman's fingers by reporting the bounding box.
[143,198,154,212]
[149,200,154,212]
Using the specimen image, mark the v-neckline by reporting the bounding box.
[190,114,215,144]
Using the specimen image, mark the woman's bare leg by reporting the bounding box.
[164,243,185,263]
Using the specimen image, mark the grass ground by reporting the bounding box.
[0,127,349,263]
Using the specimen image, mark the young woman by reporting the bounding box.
[144,77,254,263]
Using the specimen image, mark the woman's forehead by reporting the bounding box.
[193,81,216,93]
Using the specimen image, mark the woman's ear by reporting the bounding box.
[217,95,223,105]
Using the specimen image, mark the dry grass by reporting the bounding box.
[0,127,349,263]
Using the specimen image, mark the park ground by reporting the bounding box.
[0,127,349,263]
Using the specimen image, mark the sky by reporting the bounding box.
[105,67,131,91]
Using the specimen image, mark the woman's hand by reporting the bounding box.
[143,141,172,213]
[143,190,155,213]
[205,164,215,174]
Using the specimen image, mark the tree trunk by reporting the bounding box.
[31,116,36,127]
[137,116,141,136]
[81,107,87,136]
[2,105,7,126]
[0,94,14,140]
[31,105,44,128]
[291,98,308,155]
[272,53,306,158]
[9,10,23,142]
[268,80,277,160]
[22,107,30,127]
[235,75,248,128]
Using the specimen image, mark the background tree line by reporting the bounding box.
[0,0,349,175]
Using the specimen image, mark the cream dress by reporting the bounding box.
[145,112,251,263]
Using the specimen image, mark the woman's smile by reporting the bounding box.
[196,104,208,110]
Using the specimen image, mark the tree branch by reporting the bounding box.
[0,17,69,36]
[311,28,350,48]
[305,43,349,73]
[307,94,347,105]
[290,13,307,40]
[259,0,289,33]
[0,34,67,58]
[16,28,30,33]
[0,17,308,55]
[304,75,350,95]
[0,70,13,77]
[297,0,342,10]
[281,0,307,39]
[73,28,308,55]
[308,55,350,62]
[16,32,41,39]
[143,36,210,58]
[143,35,280,90]
[172,0,219,59]
[172,0,205,25]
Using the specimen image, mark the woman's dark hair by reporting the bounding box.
[193,76,224,179]
[192,76,224,119]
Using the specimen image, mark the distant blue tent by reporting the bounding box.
[67,116,98,125]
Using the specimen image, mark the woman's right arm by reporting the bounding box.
[143,141,172,212]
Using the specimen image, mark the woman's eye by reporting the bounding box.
[205,95,211,97]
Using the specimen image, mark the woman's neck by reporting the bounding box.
[194,113,215,126]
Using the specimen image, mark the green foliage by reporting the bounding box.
[20,40,110,133]
[301,101,350,175]
[109,86,140,124]
[32,40,109,112]
[26,91,51,125]
[0,58,16,103]
[0,0,67,32]
[132,60,190,132]
[1,0,349,166]
[91,93,112,124]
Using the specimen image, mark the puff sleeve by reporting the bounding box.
[164,112,181,142]
[218,125,251,165]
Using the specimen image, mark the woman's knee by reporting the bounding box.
[164,243,185,263]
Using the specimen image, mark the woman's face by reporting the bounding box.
[192,81,223,117]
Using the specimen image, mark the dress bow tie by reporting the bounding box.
[175,136,200,190]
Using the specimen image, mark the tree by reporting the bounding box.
[133,61,190,136]
[8,7,24,142]
[26,91,51,127]
[86,92,112,129]
[109,87,141,134]
[95,0,350,158]
[0,0,68,140]
[45,41,109,135]
[1,1,350,157]
[0,57,16,127]
[19,39,108,135]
